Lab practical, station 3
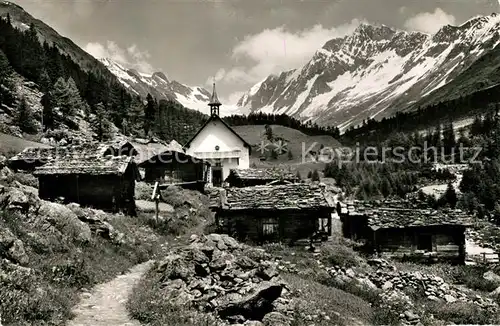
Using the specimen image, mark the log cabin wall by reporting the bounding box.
[143,161,204,183]
[38,174,136,214]
[216,208,332,245]
[340,214,371,241]
[370,225,466,264]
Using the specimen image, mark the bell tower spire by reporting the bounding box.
[208,78,221,116]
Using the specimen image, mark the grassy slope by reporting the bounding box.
[0,132,50,157]
[232,125,340,175]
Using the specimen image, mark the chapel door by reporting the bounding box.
[212,167,222,187]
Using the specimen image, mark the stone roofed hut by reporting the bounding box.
[212,183,335,245]
[8,146,58,172]
[33,154,139,215]
[337,200,472,264]
[7,142,131,172]
[225,167,300,187]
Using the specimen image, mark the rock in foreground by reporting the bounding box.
[153,234,293,325]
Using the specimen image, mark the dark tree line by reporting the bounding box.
[225,112,341,139]
[341,86,500,146]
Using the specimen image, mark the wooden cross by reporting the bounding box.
[151,181,160,224]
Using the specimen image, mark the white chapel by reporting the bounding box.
[184,82,251,187]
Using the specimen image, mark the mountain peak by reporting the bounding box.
[0,1,24,10]
[152,71,169,82]
[353,23,397,41]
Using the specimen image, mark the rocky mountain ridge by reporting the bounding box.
[237,15,500,131]
[100,58,238,116]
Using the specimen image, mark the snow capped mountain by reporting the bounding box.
[100,58,238,117]
[237,15,500,131]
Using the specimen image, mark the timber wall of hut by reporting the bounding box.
[216,208,332,245]
[38,170,136,215]
[143,161,205,183]
[370,225,466,264]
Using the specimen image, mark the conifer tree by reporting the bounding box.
[444,182,458,208]
[0,49,14,107]
[41,92,54,130]
[17,97,37,133]
[38,68,52,93]
[144,93,156,136]
[92,102,113,141]
[66,77,86,116]
[442,120,456,156]
[128,96,145,136]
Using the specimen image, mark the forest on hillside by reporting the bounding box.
[0,14,207,144]
[326,109,500,223]
[224,112,341,139]
[340,86,500,145]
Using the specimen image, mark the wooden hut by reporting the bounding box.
[337,200,472,264]
[212,184,335,245]
[225,167,300,187]
[137,150,210,191]
[33,154,139,215]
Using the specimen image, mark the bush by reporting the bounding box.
[427,301,500,325]
[450,265,499,292]
[321,238,363,268]
[7,172,39,188]
[135,181,153,200]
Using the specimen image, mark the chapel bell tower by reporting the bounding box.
[208,81,221,116]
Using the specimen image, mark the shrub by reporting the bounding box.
[427,301,500,325]
[450,265,499,292]
[321,238,363,268]
[8,172,39,188]
[135,181,153,200]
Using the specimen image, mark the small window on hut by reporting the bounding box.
[262,217,279,236]
[417,234,433,251]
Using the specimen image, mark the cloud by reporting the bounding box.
[213,19,365,88]
[84,41,154,73]
[404,8,456,34]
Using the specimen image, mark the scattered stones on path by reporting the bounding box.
[67,260,154,326]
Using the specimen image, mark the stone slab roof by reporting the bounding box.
[228,168,299,182]
[340,199,472,230]
[212,184,334,211]
[9,143,115,164]
[33,155,135,176]
[130,141,179,165]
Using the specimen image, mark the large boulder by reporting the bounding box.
[66,204,124,244]
[0,155,7,168]
[38,202,92,243]
[154,234,291,325]
[0,228,29,265]
[218,281,284,321]
[484,271,500,286]
[0,166,13,182]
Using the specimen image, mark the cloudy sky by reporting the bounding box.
[12,0,499,104]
